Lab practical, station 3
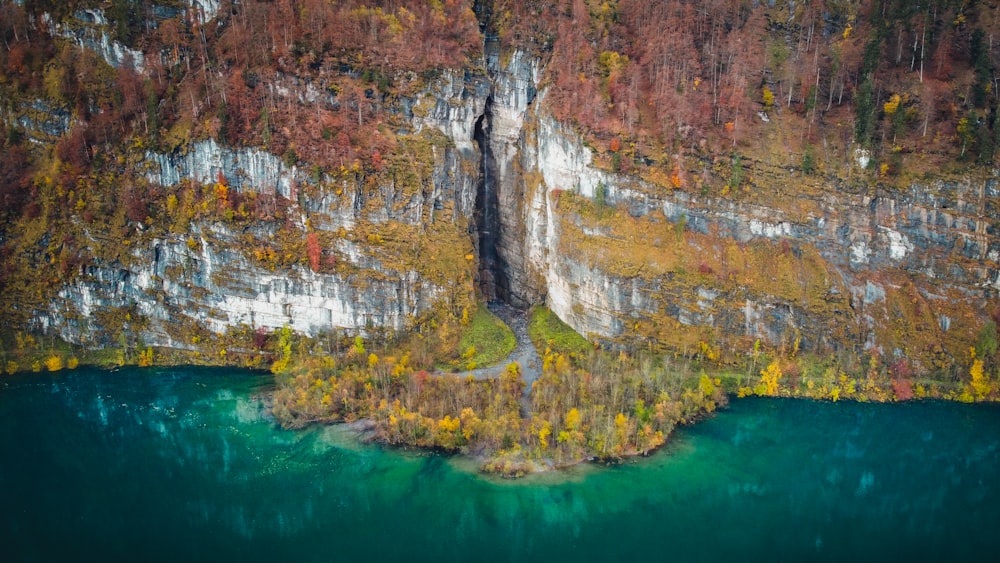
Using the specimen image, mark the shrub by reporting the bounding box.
[44,355,64,372]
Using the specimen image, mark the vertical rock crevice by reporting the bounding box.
[474,99,501,302]
[472,0,510,304]
[473,0,545,309]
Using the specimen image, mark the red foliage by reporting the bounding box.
[58,248,83,277]
[5,43,26,74]
[253,326,269,350]
[892,378,914,401]
[2,0,986,227]
[115,66,143,119]
[123,184,149,223]
[414,370,429,391]
[537,0,773,154]
[889,358,913,380]
[306,232,321,273]
[890,356,915,400]
[784,361,802,390]
[56,129,90,170]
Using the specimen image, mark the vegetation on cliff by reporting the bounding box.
[0,0,484,366]
[2,0,997,366]
[497,0,1000,185]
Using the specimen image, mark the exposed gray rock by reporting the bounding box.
[144,139,298,198]
[29,32,998,367]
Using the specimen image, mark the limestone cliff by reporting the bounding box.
[32,69,488,349]
[479,48,998,372]
[5,1,998,376]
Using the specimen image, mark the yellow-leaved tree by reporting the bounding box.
[883,93,901,115]
[762,86,775,108]
[44,355,64,372]
[558,407,582,448]
[970,359,991,401]
[755,361,782,396]
[538,421,551,450]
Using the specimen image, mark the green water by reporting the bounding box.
[2,367,999,561]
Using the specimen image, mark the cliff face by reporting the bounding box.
[10,3,999,373]
[479,50,998,371]
[29,60,489,348]
[530,136,999,367]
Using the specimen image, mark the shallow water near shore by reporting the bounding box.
[2,366,999,561]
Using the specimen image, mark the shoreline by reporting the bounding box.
[6,301,998,480]
[4,361,998,479]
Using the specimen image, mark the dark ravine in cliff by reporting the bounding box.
[472,3,543,310]
[473,0,511,306]
[474,98,501,302]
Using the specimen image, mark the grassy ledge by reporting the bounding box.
[527,306,592,359]
[450,304,516,371]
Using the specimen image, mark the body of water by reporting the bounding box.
[2,366,998,561]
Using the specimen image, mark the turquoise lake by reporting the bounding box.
[2,366,999,561]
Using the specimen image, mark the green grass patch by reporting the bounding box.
[528,306,592,358]
[453,304,516,370]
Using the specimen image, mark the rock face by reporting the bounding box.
[475,45,541,303]
[44,2,219,72]
[476,49,998,369]
[36,67,489,346]
[143,139,299,199]
[51,9,145,71]
[27,7,998,371]
[44,224,434,348]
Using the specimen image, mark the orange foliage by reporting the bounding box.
[306,232,321,273]
[214,182,229,209]
[670,165,683,189]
